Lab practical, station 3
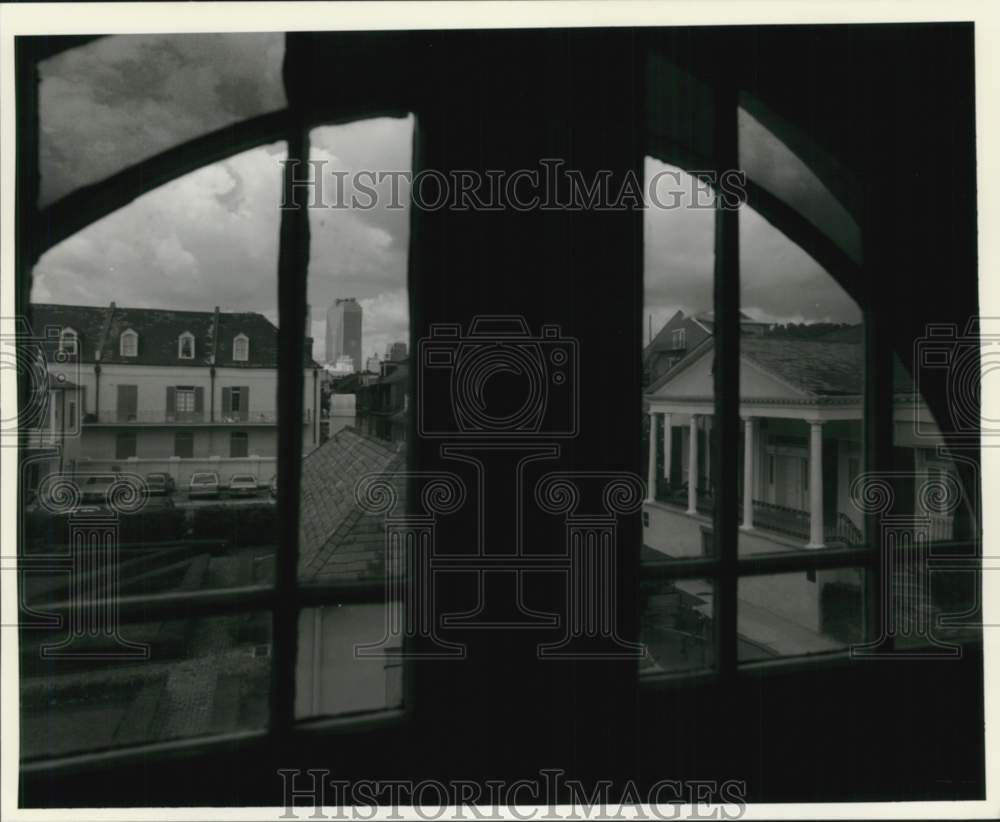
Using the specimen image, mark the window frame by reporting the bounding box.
[230,430,249,458]
[233,333,249,362]
[178,331,195,359]
[639,70,881,688]
[115,430,137,460]
[120,328,138,357]
[58,326,77,356]
[15,31,980,784]
[174,430,194,459]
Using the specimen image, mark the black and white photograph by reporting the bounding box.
[0,2,996,819]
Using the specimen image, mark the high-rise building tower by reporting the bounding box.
[325,298,362,370]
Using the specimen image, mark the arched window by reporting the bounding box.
[59,327,77,356]
[120,328,138,357]
[178,331,195,359]
[233,333,249,362]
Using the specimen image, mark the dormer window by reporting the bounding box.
[671,328,686,349]
[233,333,249,362]
[59,327,78,356]
[120,329,138,357]
[178,331,195,360]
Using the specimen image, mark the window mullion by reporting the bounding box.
[711,73,741,679]
[271,33,312,741]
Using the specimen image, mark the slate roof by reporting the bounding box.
[298,427,404,584]
[30,302,317,368]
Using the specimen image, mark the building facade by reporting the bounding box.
[325,298,362,370]
[642,332,966,656]
[30,302,322,486]
[355,360,408,445]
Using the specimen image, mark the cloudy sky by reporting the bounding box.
[32,33,859,363]
[644,157,861,339]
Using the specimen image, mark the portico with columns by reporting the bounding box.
[642,335,959,559]
[642,335,876,557]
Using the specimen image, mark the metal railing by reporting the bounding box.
[750,499,810,541]
[85,410,313,425]
[652,485,866,547]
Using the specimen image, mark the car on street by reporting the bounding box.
[145,472,176,496]
[188,472,221,499]
[227,474,259,498]
[81,474,119,505]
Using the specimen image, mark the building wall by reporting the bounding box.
[74,427,278,461]
[72,454,277,486]
[48,361,322,464]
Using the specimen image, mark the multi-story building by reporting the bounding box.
[644,309,768,387]
[355,360,408,445]
[641,329,966,661]
[384,341,407,363]
[325,298,362,369]
[29,302,322,486]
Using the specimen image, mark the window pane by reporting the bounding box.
[295,604,404,719]
[643,160,717,560]
[20,614,271,759]
[737,199,865,557]
[639,577,715,675]
[737,570,864,661]
[37,33,286,206]
[299,117,414,584]
[23,136,290,658]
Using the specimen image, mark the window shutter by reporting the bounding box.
[194,386,204,414]
[240,386,249,418]
[166,386,176,415]
[222,387,231,417]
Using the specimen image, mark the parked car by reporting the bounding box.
[269,474,278,499]
[81,474,119,505]
[145,472,176,496]
[227,474,259,498]
[188,472,221,499]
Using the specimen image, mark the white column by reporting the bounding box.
[646,412,658,503]
[807,420,825,548]
[703,416,711,485]
[741,417,755,530]
[662,412,672,482]
[687,414,699,514]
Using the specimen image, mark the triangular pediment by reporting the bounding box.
[647,346,811,401]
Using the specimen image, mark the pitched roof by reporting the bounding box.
[741,337,865,395]
[30,303,318,368]
[648,336,915,398]
[298,427,404,584]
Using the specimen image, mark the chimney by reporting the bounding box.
[211,306,220,364]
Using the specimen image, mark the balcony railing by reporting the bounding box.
[85,410,314,425]
[652,481,866,547]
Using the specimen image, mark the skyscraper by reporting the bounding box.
[325,298,362,370]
